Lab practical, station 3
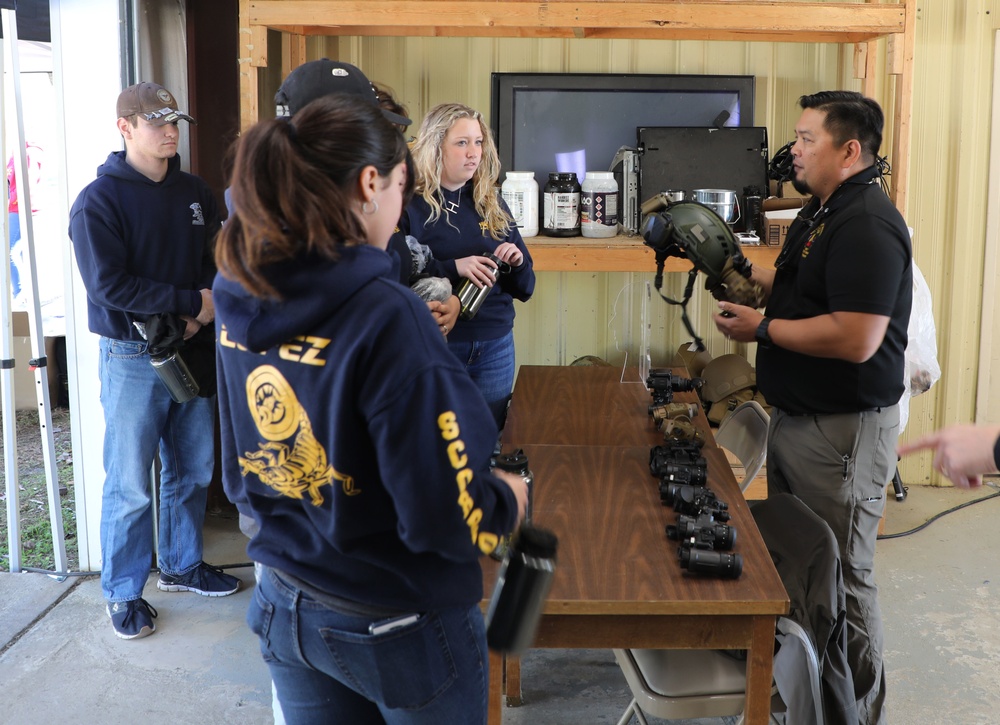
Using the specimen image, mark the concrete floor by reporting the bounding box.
[1,483,999,724]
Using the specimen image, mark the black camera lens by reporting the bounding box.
[667,515,737,550]
[658,463,707,487]
[679,547,743,579]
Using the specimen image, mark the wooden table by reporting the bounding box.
[482,365,788,724]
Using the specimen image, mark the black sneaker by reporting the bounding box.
[157,561,241,597]
[107,598,157,640]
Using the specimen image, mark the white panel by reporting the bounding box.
[51,0,123,569]
[975,29,1000,425]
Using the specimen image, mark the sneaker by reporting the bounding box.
[157,561,241,597]
[107,598,157,640]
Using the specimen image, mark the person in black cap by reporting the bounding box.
[68,82,241,641]
[268,60,461,337]
[274,58,411,126]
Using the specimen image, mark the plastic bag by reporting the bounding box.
[899,262,941,432]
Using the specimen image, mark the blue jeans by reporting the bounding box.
[447,331,514,431]
[98,337,216,602]
[249,568,489,725]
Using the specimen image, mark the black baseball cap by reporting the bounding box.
[274,59,411,127]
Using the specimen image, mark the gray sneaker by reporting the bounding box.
[107,598,157,640]
[157,561,241,597]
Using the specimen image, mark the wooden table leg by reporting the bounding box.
[505,654,522,706]
[488,649,504,725]
[744,615,777,724]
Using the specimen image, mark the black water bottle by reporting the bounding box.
[494,449,534,522]
[490,449,534,561]
[485,524,558,654]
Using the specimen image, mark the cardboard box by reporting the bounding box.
[778,180,811,201]
[763,208,798,247]
[762,196,805,213]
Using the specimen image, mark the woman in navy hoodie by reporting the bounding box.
[400,103,535,432]
[214,94,527,724]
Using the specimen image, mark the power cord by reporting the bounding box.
[877,480,1000,540]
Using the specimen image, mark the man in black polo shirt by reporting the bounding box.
[714,90,911,725]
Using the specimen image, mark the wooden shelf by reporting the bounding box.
[247,2,906,44]
[525,236,779,273]
[238,0,914,266]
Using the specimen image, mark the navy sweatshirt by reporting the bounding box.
[69,152,220,341]
[398,182,535,342]
[214,244,519,610]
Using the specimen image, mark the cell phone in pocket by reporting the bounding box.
[368,613,421,635]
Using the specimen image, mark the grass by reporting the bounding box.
[0,406,78,573]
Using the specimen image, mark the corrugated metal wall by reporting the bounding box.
[289,0,1000,485]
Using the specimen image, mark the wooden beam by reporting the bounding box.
[887,32,905,75]
[248,1,905,42]
[889,0,915,216]
[290,32,307,70]
[238,0,259,134]
[853,42,869,80]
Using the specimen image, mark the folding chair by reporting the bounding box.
[714,400,770,492]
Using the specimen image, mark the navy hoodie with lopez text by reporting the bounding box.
[214,243,519,610]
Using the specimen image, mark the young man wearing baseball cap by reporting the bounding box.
[69,82,240,641]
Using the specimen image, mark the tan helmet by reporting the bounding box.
[672,343,714,379]
[700,354,756,404]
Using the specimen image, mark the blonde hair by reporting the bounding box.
[410,103,511,240]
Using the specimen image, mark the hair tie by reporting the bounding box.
[284,117,298,142]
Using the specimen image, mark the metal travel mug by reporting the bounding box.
[456,253,509,320]
[150,350,200,403]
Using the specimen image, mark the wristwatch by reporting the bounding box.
[755,317,773,348]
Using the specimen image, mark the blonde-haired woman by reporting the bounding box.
[400,102,535,431]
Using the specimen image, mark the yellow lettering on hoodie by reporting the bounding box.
[438,411,491,548]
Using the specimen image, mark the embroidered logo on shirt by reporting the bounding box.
[239,365,358,505]
[802,221,824,260]
[190,203,205,226]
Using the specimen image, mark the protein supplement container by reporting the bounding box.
[542,172,581,237]
[581,171,619,238]
[501,171,539,238]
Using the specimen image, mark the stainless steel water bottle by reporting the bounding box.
[149,350,200,403]
[456,253,508,320]
[485,524,558,654]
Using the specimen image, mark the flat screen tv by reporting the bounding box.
[491,73,756,187]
